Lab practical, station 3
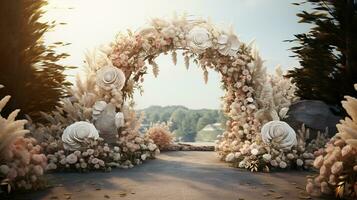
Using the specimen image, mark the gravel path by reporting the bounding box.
[11,151,329,200]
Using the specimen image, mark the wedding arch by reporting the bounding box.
[33,15,322,173]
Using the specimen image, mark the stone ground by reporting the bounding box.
[10,151,331,200]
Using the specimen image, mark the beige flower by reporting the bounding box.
[96,66,126,91]
[250,148,259,156]
[262,154,272,162]
[0,165,10,175]
[296,159,304,166]
[217,33,240,57]
[331,161,343,174]
[225,153,235,162]
[187,27,212,54]
[261,121,297,150]
[279,161,287,169]
[62,121,99,151]
[66,153,78,164]
[313,155,324,168]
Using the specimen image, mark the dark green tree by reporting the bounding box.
[286,0,357,112]
[0,0,72,120]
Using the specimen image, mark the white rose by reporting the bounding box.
[66,153,78,164]
[260,121,297,150]
[279,161,287,169]
[262,154,272,162]
[96,66,126,91]
[187,27,212,54]
[62,121,99,151]
[225,153,235,162]
[270,160,278,167]
[141,154,147,161]
[217,33,240,57]
[238,161,246,168]
[296,159,304,166]
[148,143,157,151]
[250,148,259,156]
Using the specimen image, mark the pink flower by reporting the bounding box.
[313,155,324,168]
[331,161,343,175]
[341,145,352,157]
[306,181,314,194]
[33,165,44,176]
[7,168,18,180]
[32,154,45,164]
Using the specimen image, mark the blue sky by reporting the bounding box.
[44,0,311,109]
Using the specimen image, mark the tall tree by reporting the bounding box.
[286,0,357,113]
[0,0,72,120]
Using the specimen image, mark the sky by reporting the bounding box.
[43,0,311,110]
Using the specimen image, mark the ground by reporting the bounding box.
[12,151,329,200]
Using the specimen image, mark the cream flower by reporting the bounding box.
[225,153,235,162]
[62,121,99,151]
[331,161,343,174]
[66,153,78,164]
[270,160,278,167]
[238,161,246,168]
[296,159,304,167]
[217,33,240,57]
[279,161,287,169]
[261,121,297,150]
[141,154,147,161]
[96,66,126,91]
[0,165,10,175]
[262,154,272,162]
[187,26,212,54]
[148,143,157,151]
[250,148,259,156]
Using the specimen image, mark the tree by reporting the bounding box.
[196,111,218,131]
[0,0,72,120]
[286,0,357,113]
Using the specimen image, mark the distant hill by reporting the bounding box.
[138,105,227,142]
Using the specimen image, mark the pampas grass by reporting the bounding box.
[306,84,357,199]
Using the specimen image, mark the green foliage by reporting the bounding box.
[195,123,224,142]
[0,0,72,120]
[286,0,357,112]
[140,105,226,142]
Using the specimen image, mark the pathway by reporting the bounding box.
[12,151,328,200]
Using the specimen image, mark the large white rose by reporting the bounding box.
[260,121,297,150]
[217,33,240,57]
[62,121,99,151]
[96,66,126,91]
[187,26,212,54]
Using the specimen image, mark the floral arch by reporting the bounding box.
[95,16,268,160]
[28,15,321,173]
